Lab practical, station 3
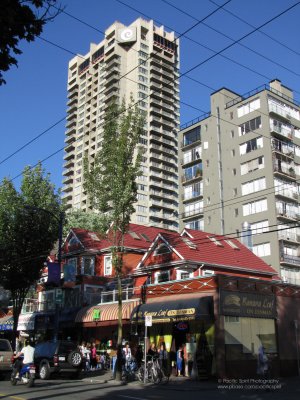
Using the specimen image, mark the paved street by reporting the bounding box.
[0,372,300,400]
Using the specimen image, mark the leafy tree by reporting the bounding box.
[63,209,110,237]
[0,0,62,85]
[84,100,144,379]
[0,163,62,348]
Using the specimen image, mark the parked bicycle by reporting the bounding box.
[136,355,169,384]
[122,359,138,382]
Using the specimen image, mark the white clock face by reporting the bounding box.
[120,28,134,41]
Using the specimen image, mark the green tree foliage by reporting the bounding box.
[63,209,110,237]
[84,100,144,379]
[0,163,62,346]
[0,0,62,85]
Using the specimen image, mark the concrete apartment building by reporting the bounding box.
[62,18,180,230]
[179,79,300,283]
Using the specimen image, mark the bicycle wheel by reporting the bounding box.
[151,365,161,384]
[136,366,145,382]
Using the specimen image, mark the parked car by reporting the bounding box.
[34,340,82,379]
[0,339,13,377]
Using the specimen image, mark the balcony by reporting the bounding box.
[269,103,293,122]
[182,208,204,219]
[278,232,300,243]
[270,122,293,140]
[181,171,203,183]
[273,163,296,179]
[280,254,300,266]
[276,207,300,221]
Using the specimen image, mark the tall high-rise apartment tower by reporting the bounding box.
[62,18,180,230]
[179,80,300,283]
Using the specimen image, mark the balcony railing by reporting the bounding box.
[273,164,296,178]
[278,232,300,242]
[280,254,300,266]
[270,122,292,139]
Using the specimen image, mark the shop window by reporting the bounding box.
[224,317,277,360]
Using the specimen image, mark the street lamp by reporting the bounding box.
[24,206,64,341]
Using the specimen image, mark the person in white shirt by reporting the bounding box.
[14,340,35,377]
[123,342,132,365]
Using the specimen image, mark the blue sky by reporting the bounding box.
[0,0,299,191]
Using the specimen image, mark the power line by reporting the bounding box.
[3,2,228,172]
[4,0,297,170]
[7,0,300,207]
[162,0,300,79]
[178,1,300,78]
[208,0,300,58]
[118,0,300,98]
[0,116,65,166]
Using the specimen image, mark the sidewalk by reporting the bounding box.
[81,368,300,394]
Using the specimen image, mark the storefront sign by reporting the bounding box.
[220,290,276,318]
[145,315,152,326]
[131,296,213,324]
[93,309,101,321]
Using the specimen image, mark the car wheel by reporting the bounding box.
[39,362,50,380]
[68,351,82,368]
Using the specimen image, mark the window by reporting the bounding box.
[233,168,236,176]
[242,177,266,195]
[240,137,263,155]
[241,156,264,175]
[225,317,276,356]
[154,270,170,284]
[184,200,203,217]
[137,215,147,223]
[185,218,204,230]
[239,116,262,136]
[183,126,201,146]
[137,193,146,201]
[184,162,202,181]
[176,270,193,280]
[231,149,235,157]
[225,316,239,323]
[233,188,238,197]
[104,256,112,276]
[234,208,239,217]
[237,98,260,117]
[154,243,170,256]
[81,257,95,275]
[243,199,267,216]
[138,184,146,191]
[250,220,269,235]
[137,205,147,213]
[231,130,234,138]
[253,243,271,257]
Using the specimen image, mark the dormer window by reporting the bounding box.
[154,244,171,255]
[154,270,170,284]
[69,236,80,246]
[208,236,223,247]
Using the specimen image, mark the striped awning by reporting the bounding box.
[0,315,14,331]
[75,300,140,323]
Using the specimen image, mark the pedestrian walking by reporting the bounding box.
[177,345,183,376]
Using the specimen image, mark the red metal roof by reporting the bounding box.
[64,224,173,254]
[138,229,277,276]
